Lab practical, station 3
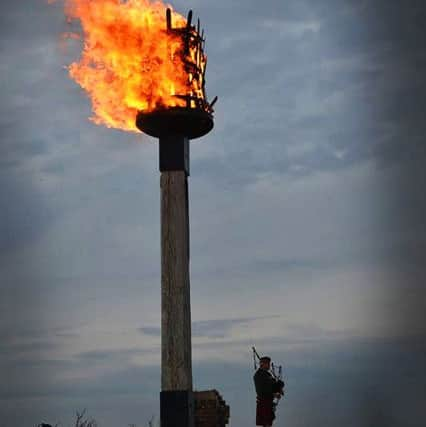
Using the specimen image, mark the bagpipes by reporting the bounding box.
[252,346,285,411]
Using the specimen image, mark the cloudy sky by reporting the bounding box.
[1,0,426,426]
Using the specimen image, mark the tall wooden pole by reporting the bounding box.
[161,170,193,391]
[135,9,214,420]
[159,136,194,427]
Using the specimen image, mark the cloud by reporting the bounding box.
[140,316,280,339]
[75,347,155,364]
[260,18,321,38]
[139,327,160,337]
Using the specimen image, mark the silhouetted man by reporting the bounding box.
[253,356,284,427]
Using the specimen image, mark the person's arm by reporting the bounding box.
[272,379,285,395]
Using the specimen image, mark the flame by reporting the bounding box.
[55,0,206,133]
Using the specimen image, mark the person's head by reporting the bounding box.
[259,356,271,370]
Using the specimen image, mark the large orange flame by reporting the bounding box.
[55,0,204,133]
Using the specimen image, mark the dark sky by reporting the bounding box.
[1,1,425,426]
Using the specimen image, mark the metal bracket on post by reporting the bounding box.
[159,135,190,176]
[161,390,194,427]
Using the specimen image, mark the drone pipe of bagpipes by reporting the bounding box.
[252,346,261,361]
[272,362,284,381]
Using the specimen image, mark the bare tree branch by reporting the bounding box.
[74,409,97,427]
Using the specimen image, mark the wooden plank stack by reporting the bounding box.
[194,390,230,427]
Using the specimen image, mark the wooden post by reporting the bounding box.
[161,170,193,391]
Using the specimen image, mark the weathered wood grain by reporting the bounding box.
[161,171,193,391]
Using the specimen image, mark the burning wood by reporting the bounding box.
[55,0,215,133]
